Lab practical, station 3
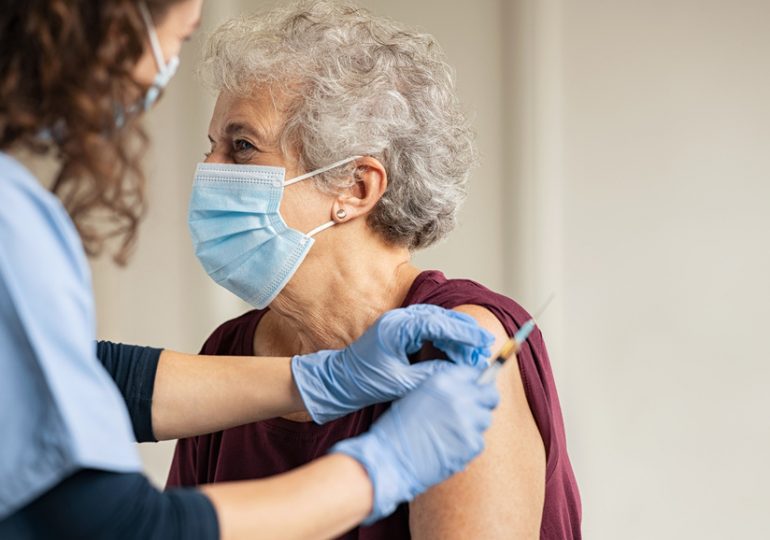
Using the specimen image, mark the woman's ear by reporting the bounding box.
[331,157,387,223]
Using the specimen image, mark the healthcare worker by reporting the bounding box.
[0,1,501,539]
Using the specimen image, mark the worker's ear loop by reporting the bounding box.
[188,156,361,308]
[137,1,180,111]
[113,2,180,128]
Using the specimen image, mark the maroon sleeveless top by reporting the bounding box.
[167,270,581,538]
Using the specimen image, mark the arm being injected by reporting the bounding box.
[477,294,555,385]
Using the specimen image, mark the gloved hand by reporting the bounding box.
[331,364,500,524]
[291,304,494,423]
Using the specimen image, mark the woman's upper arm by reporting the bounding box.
[409,304,546,539]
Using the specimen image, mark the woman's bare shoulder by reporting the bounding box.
[408,304,546,540]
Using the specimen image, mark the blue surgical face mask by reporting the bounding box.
[188,156,360,308]
[138,2,179,111]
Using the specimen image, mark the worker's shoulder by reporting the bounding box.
[0,152,71,235]
[0,152,51,202]
[0,153,86,282]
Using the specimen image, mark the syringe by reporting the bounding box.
[477,294,555,385]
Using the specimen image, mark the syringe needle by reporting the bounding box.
[477,293,555,384]
[531,293,556,321]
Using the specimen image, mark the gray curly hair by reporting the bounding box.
[201,0,477,249]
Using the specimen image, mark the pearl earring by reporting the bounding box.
[336,208,347,219]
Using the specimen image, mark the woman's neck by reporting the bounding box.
[259,232,421,355]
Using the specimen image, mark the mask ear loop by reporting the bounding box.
[306,221,336,237]
[287,155,363,238]
[138,2,167,71]
[284,156,363,186]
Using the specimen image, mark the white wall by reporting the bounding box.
[91,1,770,537]
[558,1,770,538]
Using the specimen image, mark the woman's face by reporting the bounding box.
[132,0,203,86]
[204,89,338,236]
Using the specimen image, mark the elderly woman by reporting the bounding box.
[169,1,580,538]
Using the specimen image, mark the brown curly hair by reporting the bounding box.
[0,0,188,264]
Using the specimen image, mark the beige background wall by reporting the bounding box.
[91,1,770,538]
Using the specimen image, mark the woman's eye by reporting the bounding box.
[233,139,256,153]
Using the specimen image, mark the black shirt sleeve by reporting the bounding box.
[96,341,163,443]
[0,469,219,540]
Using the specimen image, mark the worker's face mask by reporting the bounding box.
[188,157,360,308]
[137,1,180,111]
[114,3,180,127]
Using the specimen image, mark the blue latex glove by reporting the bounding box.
[331,364,500,524]
[291,304,494,423]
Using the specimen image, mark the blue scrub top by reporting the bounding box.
[0,152,140,519]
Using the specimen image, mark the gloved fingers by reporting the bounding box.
[399,305,494,355]
[469,438,487,460]
[419,364,483,399]
[422,312,495,348]
[471,407,495,432]
[452,422,487,463]
[431,338,491,368]
[406,305,482,328]
[400,360,452,385]
[398,304,455,317]
[447,363,487,382]
[475,380,502,409]
[436,308,477,325]
[431,365,500,409]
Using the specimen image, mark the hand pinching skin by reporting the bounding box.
[292,304,494,424]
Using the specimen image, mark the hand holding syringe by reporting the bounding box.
[477,294,555,385]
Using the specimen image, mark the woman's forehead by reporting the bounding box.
[209,90,284,141]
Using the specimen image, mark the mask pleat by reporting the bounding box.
[188,158,355,308]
